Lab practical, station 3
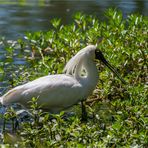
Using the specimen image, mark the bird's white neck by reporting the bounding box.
[77,58,99,96]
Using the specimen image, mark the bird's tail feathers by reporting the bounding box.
[63,45,96,77]
[63,47,87,77]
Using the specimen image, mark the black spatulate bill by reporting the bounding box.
[95,50,126,84]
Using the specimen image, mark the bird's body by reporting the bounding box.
[1,75,82,112]
[0,74,97,113]
[0,45,99,113]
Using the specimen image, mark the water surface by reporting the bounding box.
[0,0,147,40]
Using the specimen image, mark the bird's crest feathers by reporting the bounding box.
[63,45,96,78]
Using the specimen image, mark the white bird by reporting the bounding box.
[0,45,126,120]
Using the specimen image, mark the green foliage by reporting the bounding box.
[0,9,147,147]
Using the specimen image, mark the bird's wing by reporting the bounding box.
[21,74,83,108]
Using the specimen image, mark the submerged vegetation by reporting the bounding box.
[0,9,147,147]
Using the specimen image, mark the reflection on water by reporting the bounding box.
[0,0,147,39]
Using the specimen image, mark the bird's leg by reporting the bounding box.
[2,117,6,133]
[12,117,19,132]
[81,101,87,122]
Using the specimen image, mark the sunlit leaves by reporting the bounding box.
[51,18,61,29]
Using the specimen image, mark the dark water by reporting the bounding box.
[0,0,147,40]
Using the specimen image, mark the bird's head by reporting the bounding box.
[81,45,97,60]
[86,45,126,84]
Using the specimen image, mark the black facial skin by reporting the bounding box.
[95,50,126,84]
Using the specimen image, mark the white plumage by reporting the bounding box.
[0,45,98,112]
[0,45,125,117]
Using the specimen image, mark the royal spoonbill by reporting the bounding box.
[0,45,126,120]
